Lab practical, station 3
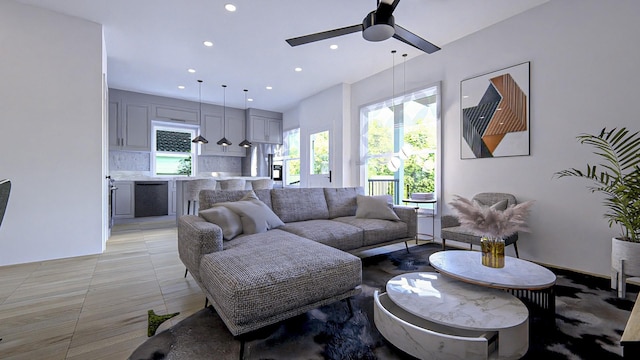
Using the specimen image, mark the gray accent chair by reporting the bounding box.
[440,192,520,258]
[0,179,10,228]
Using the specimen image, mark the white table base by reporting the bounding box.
[374,272,529,360]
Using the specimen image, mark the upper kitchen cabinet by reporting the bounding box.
[109,89,151,151]
[108,96,150,151]
[247,108,283,144]
[123,103,151,150]
[151,104,199,124]
[201,105,246,157]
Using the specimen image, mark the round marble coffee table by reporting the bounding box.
[374,272,529,359]
[429,250,557,319]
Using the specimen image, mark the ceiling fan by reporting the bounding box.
[285,0,440,54]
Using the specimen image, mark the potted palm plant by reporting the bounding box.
[555,127,640,297]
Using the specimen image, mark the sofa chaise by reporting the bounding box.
[178,186,417,336]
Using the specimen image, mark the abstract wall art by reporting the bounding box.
[460,62,530,159]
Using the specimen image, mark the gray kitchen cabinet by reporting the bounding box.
[168,180,177,216]
[201,107,246,157]
[122,103,150,151]
[108,100,120,147]
[113,181,134,219]
[152,104,199,124]
[108,98,150,151]
[247,108,283,144]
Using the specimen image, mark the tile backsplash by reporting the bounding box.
[109,150,241,174]
[109,151,150,171]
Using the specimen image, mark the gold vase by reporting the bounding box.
[481,236,505,268]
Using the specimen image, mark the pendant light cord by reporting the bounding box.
[402,53,407,97]
[198,80,202,122]
[391,50,396,109]
[222,84,227,138]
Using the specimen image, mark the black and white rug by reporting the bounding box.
[129,244,637,360]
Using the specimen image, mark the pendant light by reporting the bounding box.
[192,79,209,144]
[238,89,252,148]
[216,84,232,146]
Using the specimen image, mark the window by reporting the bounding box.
[282,128,300,186]
[361,85,439,204]
[152,122,197,176]
[310,130,329,175]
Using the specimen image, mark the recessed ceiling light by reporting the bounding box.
[187,68,196,73]
[266,86,273,90]
[225,3,236,12]
[248,98,254,102]
[178,85,185,89]
[294,67,302,72]
[203,41,213,47]
[330,44,338,50]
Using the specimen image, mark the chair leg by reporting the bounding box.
[239,338,246,360]
[184,268,189,278]
[469,243,473,250]
[442,239,446,250]
[404,241,410,253]
[346,297,354,317]
[204,297,209,308]
[187,200,192,215]
[513,242,520,258]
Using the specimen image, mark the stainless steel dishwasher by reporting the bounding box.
[134,181,168,217]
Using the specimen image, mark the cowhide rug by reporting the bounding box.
[129,244,637,360]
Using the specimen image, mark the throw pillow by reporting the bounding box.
[219,191,285,234]
[474,199,509,211]
[355,194,400,221]
[490,199,509,211]
[199,206,243,240]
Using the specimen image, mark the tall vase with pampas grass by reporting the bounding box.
[449,195,534,268]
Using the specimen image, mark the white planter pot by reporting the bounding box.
[611,237,640,298]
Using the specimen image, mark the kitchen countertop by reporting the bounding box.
[111,171,269,181]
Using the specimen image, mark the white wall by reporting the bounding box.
[0,1,105,266]
[286,83,351,187]
[348,0,640,277]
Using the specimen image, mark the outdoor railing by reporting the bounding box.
[367,178,400,205]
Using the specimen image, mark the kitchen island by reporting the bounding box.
[110,172,270,225]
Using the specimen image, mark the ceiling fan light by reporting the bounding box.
[362,12,395,41]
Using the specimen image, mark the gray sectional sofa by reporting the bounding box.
[177,186,417,336]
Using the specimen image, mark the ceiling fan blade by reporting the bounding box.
[286,24,363,47]
[393,24,441,54]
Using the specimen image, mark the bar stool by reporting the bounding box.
[218,179,246,191]
[249,179,274,190]
[183,179,217,215]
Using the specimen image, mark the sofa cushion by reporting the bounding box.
[217,191,284,235]
[280,220,364,251]
[199,206,243,240]
[355,194,400,221]
[271,188,329,223]
[199,230,362,328]
[324,187,364,219]
[199,189,273,211]
[334,216,408,247]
